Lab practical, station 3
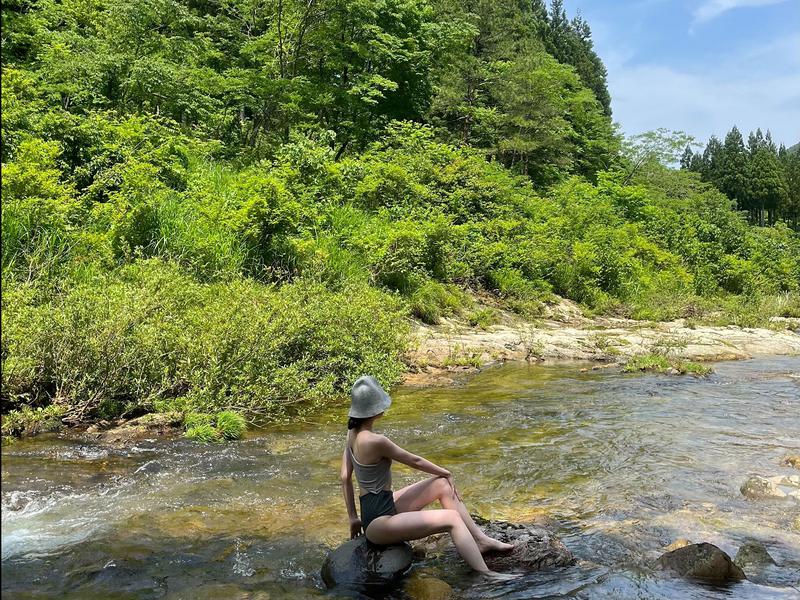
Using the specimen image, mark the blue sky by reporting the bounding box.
[561,0,800,147]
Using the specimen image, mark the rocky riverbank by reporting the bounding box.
[404,299,800,385]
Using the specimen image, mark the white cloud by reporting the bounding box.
[692,0,791,25]
[605,33,800,146]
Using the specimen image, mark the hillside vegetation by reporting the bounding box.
[2,0,799,432]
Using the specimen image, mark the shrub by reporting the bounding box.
[185,424,221,443]
[2,260,409,423]
[183,412,213,429]
[0,405,65,437]
[409,280,468,324]
[468,308,499,329]
[215,410,247,440]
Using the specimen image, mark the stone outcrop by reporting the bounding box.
[404,300,800,385]
[657,543,746,583]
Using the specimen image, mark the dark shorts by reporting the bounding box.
[360,490,397,532]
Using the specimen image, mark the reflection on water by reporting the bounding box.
[2,357,799,598]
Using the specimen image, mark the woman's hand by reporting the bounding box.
[444,472,462,502]
[349,517,363,539]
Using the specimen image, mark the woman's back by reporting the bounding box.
[348,430,392,494]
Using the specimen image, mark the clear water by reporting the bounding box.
[2,357,799,599]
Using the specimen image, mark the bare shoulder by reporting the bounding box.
[354,430,392,462]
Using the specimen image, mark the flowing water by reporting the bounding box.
[3,357,799,599]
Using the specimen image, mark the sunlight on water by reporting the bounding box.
[2,357,799,598]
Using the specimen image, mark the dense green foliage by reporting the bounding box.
[2,0,798,432]
[683,126,800,229]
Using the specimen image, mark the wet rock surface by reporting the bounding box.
[321,537,413,588]
[657,542,746,583]
[478,517,575,572]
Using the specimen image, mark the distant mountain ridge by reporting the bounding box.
[789,142,800,154]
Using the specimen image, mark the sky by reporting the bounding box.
[561,0,800,147]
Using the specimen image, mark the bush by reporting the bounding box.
[215,410,246,440]
[185,424,221,443]
[2,260,409,423]
[409,280,468,324]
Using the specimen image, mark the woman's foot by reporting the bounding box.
[477,538,515,554]
[481,570,522,581]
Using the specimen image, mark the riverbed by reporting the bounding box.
[2,357,799,599]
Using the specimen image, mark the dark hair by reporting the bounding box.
[348,416,368,430]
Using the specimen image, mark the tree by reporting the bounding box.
[701,135,725,190]
[748,147,788,226]
[720,126,749,211]
[621,128,696,184]
[680,145,694,170]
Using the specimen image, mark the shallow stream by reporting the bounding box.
[3,357,799,599]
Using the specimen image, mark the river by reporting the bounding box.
[2,357,799,599]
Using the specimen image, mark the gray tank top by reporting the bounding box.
[348,434,392,494]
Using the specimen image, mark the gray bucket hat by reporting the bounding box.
[349,376,392,418]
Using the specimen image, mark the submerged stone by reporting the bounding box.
[781,455,800,470]
[664,539,692,552]
[404,570,454,600]
[321,537,412,588]
[740,475,800,500]
[734,540,776,569]
[657,542,746,583]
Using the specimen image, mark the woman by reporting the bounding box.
[340,375,514,574]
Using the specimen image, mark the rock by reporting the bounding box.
[740,475,800,500]
[664,539,693,552]
[404,570,454,600]
[321,537,413,588]
[781,455,800,470]
[473,516,574,572]
[657,543,746,583]
[95,412,183,445]
[734,540,776,569]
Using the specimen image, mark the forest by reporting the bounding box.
[2,0,799,435]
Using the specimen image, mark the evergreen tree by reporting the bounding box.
[748,147,789,226]
[680,145,694,170]
[689,152,704,173]
[701,135,725,190]
[721,126,749,212]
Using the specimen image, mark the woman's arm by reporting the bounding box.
[376,434,461,500]
[340,445,362,538]
[377,435,450,477]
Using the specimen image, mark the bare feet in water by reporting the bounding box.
[477,538,515,554]
[482,570,522,581]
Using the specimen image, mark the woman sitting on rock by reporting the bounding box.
[340,376,514,574]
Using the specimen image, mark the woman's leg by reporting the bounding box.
[393,477,513,553]
[366,509,490,572]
